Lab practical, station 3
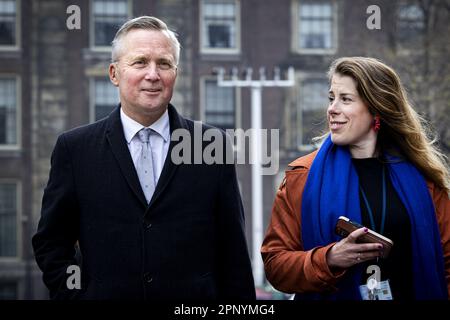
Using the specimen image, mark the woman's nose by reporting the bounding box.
[327,99,339,115]
[327,98,341,114]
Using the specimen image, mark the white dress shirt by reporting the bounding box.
[120,108,170,185]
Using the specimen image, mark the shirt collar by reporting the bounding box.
[120,107,170,144]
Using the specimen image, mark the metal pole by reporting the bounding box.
[216,66,295,290]
[250,86,264,287]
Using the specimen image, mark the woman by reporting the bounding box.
[261,57,450,300]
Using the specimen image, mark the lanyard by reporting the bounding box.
[359,166,386,234]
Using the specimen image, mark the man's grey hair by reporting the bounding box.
[111,16,181,65]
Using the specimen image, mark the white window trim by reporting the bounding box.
[0,180,21,261]
[200,75,241,130]
[291,0,338,55]
[89,76,118,123]
[89,0,132,52]
[0,0,21,51]
[200,75,243,159]
[200,0,241,55]
[295,72,328,151]
[0,75,21,151]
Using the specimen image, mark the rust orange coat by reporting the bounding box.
[261,151,450,297]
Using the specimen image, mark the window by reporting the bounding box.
[295,1,336,54]
[0,282,17,299]
[296,78,328,148]
[0,183,17,257]
[0,78,17,146]
[204,79,236,130]
[201,0,240,53]
[0,0,18,47]
[397,4,424,48]
[91,0,129,48]
[90,78,119,122]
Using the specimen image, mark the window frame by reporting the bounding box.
[89,0,132,52]
[200,76,241,130]
[0,180,21,261]
[199,0,241,55]
[395,2,425,54]
[291,0,338,55]
[89,76,119,123]
[295,72,329,151]
[0,0,21,51]
[0,75,21,151]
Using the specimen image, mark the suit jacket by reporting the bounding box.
[261,151,450,296]
[32,104,255,300]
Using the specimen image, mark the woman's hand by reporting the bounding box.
[326,227,384,269]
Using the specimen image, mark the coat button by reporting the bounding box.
[143,273,153,283]
[143,220,152,229]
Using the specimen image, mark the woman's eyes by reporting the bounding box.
[328,96,353,103]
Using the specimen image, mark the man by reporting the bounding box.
[32,16,255,300]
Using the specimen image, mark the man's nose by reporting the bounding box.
[144,62,160,81]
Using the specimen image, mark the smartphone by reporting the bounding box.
[335,216,393,258]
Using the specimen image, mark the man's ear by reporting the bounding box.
[109,63,119,86]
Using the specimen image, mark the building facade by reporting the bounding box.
[0,0,448,299]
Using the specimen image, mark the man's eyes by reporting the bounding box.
[132,60,145,66]
[131,60,174,70]
[157,61,174,70]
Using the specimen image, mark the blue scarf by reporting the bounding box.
[299,135,447,300]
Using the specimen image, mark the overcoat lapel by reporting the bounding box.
[105,104,188,212]
[147,104,186,210]
[106,106,148,208]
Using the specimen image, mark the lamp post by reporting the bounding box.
[217,66,295,287]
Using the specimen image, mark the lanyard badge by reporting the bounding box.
[359,279,393,300]
[359,265,393,300]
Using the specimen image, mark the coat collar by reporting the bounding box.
[288,150,318,169]
[105,104,186,211]
[148,104,186,211]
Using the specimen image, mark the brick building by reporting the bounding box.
[0,0,448,299]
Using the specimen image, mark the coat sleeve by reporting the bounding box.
[32,134,81,299]
[215,160,256,300]
[261,168,346,294]
[431,185,450,297]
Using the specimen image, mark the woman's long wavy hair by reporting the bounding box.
[326,57,449,194]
